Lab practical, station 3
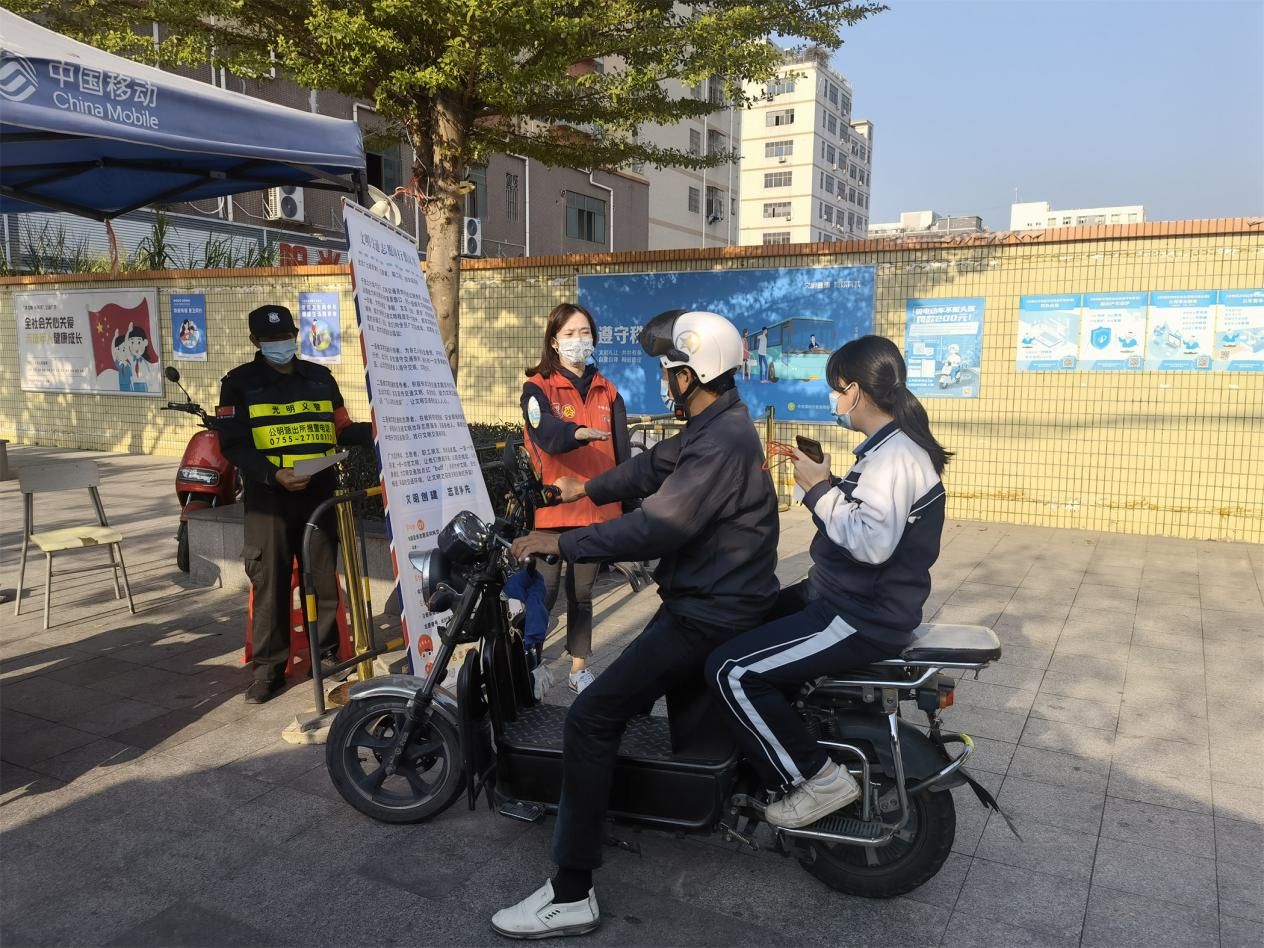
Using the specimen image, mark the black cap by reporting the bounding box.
[248,304,298,337]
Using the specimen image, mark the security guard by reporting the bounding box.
[217,304,372,703]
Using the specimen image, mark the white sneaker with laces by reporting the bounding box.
[491,879,600,939]
[764,761,861,829]
[568,668,595,694]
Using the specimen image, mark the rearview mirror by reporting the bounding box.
[164,366,181,383]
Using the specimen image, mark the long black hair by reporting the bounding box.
[825,335,953,474]
[525,302,598,378]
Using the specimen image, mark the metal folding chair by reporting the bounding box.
[14,460,137,630]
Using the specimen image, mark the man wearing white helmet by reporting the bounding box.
[497,309,780,940]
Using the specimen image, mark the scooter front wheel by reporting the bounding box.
[176,522,190,573]
[325,696,463,824]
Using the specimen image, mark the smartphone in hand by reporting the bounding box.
[795,435,824,463]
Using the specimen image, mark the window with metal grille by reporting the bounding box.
[505,174,519,222]
[764,171,791,188]
[762,231,791,245]
[765,140,794,158]
[763,201,791,219]
[689,128,701,156]
[765,77,795,97]
[766,109,795,127]
[688,187,700,213]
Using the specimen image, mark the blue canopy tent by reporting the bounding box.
[0,8,366,221]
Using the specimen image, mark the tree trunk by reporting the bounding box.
[420,96,468,378]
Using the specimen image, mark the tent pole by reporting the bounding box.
[353,170,369,208]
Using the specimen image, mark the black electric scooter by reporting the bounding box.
[325,441,1015,897]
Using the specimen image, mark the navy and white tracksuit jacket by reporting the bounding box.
[706,421,946,789]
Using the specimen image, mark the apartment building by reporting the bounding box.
[737,52,874,247]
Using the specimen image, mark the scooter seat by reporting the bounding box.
[894,623,1001,665]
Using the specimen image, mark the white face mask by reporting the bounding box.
[832,384,859,430]
[260,339,297,365]
[556,338,595,366]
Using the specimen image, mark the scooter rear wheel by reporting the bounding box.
[325,696,463,824]
[799,782,955,898]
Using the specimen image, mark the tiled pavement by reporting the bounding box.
[1,445,1262,947]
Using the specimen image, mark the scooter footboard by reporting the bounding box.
[497,703,740,832]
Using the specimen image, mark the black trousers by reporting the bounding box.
[535,529,599,660]
[242,488,339,683]
[705,599,895,791]
[552,606,737,870]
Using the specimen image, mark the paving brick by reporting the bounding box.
[1215,816,1264,870]
[1081,884,1218,948]
[1107,763,1213,814]
[1007,745,1110,794]
[1218,860,1264,923]
[955,857,1088,940]
[998,775,1105,835]
[1220,913,1264,948]
[1214,781,1264,824]
[976,813,1097,882]
[1099,795,1215,858]
[1030,692,1120,731]
[1092,837,1217,908]
[939,911,1080,947]
[1020,718,1115,762]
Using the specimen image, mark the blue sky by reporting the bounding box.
[828,0,1264,229]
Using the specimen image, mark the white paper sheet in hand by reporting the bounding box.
[291,451,349,477]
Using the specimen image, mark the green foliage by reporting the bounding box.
[1,213,279,274]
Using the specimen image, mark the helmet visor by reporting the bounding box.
[639,309,690,363]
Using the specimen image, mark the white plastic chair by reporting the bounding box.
[14,460,136,630]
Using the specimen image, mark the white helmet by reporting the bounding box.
[638,309,743,383]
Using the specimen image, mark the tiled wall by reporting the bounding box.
[3,222,1262,541]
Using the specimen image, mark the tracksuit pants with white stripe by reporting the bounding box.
[705,598,896,790]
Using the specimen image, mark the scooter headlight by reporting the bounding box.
[408,548,462,610]
[437,510,491,564]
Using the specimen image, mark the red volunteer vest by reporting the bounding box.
[523,371,621,529]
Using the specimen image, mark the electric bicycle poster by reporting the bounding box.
[1144,291,1214,371]
[299,291,342,364]
[1214,289,1264,372]
[1078,292,1146,371]
[576,266,875,421]
[343,201,494,678]
[1017,295,1081,371]
[170,293,208,362]
[903,297,984,398]
[15,288,163,396]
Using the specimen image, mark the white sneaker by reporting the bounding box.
[568,669,595,694]
[764,762,861,829]
[491,879,600,939]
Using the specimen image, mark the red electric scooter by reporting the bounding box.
[163,366,240,572]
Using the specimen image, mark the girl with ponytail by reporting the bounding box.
[706,334,951,830]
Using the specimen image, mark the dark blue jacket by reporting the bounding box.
[558,388,780,630]
[801,422,945,648]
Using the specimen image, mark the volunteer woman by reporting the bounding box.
[706,334,952,829]
[522,303,629,693]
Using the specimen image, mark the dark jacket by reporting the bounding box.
[801,422,945,648]
[558,388,779,629]
[217,353,372,499]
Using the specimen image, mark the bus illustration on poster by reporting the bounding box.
[1144,291,1214,371]
[576,266,875,421]
[1079,292,1146,371]
[1017,295,1080,371]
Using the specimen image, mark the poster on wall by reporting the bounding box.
[1144,291,1214,371]
[576,266,875,421]
[170,294,208,362]
[903,297,984,398]
[1017,295,1081,371]
[343,201,494,678]
[1078,292,1146,371]
[16,289,163,396]
[299,291,342,364]
[1215,290,1264,372]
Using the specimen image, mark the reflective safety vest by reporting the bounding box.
[523,371,621,529]
[247,398,339,469]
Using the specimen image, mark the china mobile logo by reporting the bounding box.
[0,53,38,102]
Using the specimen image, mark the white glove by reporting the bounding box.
[531,663,555,701]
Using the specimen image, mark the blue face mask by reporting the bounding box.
[260,339,297,365]
[832,384,859,431]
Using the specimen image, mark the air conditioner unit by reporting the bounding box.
[265,185,305,222]
[777,156,787,164]
[461,217,482,257]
